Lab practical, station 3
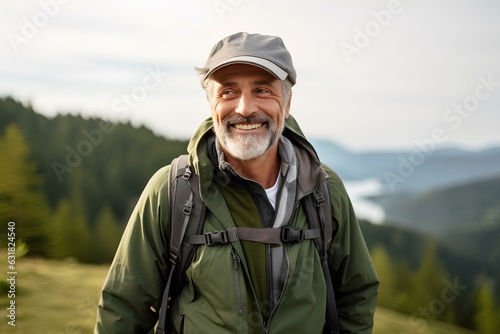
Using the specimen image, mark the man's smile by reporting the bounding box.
[232,122,265,130]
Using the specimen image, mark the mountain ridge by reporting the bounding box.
[370,175,500,233]
[311,138,500,194]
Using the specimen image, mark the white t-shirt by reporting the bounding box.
[265,174,281,209]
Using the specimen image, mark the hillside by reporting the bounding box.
[313,139,500,194]
[0,256,478,334]
[440,217,500,275]
[0,96,189,224]
[372,176,500,233]
[365,176,500,294]
[360,220,499,303]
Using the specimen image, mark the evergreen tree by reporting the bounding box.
[474,282,500,333]
[370,246,422,315]
[48,172,92,261]
[48,199,90,261]
[371,246,396,308]
[94,206,123,263]
[412,240,453,323]
[390,261,416,315]
[0,125,50,255]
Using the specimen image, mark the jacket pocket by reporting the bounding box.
[179,314,185,333]
[231,248,244,315]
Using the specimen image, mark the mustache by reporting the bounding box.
[221,114,272,126]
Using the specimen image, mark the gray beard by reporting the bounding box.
[213,115,283,161]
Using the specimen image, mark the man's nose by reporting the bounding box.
[235,92,257,116]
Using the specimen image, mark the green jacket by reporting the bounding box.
[95,116,379,333]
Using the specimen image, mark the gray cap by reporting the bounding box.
[203,32,297,85]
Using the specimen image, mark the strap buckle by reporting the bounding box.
[183,200,193,216]
[183,165,192,180]
[281,227,304,243]
[204,230,229,246]
[313,189,326,207]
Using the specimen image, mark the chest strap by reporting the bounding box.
[186,226,321,246]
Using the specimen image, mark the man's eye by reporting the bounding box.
[255,88,270,94]
[221,90,235,97]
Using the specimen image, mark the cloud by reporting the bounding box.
[1,0,499,150]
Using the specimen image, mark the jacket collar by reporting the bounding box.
[187,116,327,200]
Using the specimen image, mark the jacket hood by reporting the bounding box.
[186,115,327,199]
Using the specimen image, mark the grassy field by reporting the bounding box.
[0,256,477,334]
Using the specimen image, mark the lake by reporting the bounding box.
[344,178,386,224]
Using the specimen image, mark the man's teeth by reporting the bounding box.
[234,123,263,130]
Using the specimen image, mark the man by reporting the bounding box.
[95,32,378,333]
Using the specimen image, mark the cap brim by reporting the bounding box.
[204,56,288,82]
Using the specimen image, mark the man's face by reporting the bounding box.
[208,64,291,161]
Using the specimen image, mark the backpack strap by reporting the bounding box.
[303,175,339,334]
[186,226,321,245]
[156,155,206,334]
[156,156,339,334]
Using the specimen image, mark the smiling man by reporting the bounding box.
[95,32,379,334]
[209,63,289,187]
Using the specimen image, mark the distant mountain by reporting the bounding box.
[359,220,429,269]
[440,218,500,275]
[359,220,497,286]
[311,139,500,194]
[370,176,500,234]
[315,138,500,282]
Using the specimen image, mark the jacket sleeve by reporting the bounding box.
[94,166,171,334]
[323,165,379,333]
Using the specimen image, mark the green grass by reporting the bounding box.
[373,307,477,334]
[0,256,106,333]
[0,256,477,334]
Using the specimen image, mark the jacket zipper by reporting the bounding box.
[239,176,275,325]
[266,243,274,319]
[231,248,244,315]
[233,247,267,331]
[224,166,281,332]
[265,204,298,333]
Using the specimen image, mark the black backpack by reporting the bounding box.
[156,155,339,334]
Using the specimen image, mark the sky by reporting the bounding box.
[1,0,500,152]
